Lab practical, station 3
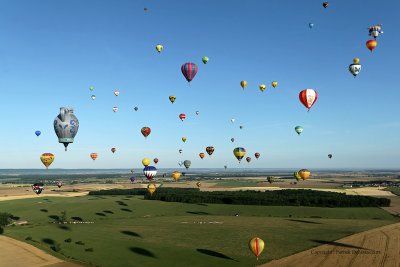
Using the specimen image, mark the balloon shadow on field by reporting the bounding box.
[48,215,60,221]
[103,210,114,214]
[196,249,238,261]
[196,203,208,206]
[95,212,106,216]
[58,225,71,231]
[286,219,322,224]
[40,209,48,213]
[121,208,132,212]
[121,230,142,238]
[129,247,156,258]
[310,240,371,250]
[186,211,210,215]
[71,216,83,221]
[42,238,55,245]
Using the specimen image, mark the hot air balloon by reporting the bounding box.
[196,181,201,188]
[199,153,205,159]
[246,157,251,163]
[233,147,246,163]
[141,127,151,139]
[255,152,260,159]
[143,166,157,181]
[309,23,314,29]
[144,7,148,12]
[181,62,198,83]
[111,148,116,153]
[267,176,274,184]
[182,137,187,143]
[298,169,311,180]
[206,146,215,156]
[169,95,176,104]
[89,86,94,91]
[147,183,156,195]
[32,183,44,195]
[90,153,98,160]
[368,24,383,39]
[91,95,96,100]
[54,107,79,151]
[240,126,243,129]
[259,84,266,92]
[153,158,159,164]
[130,169,135,173]
[178,161,183,167]
[112,106,118,112]
[299,89,318,111]
[56,181,63,188]
[231,138,235,142]
[240,80,247,90]
[130,176,135,183]
[322,2,329,8]
[366,40,377,52]
[249,237,265,260]
[142,158,150,167]
[196,111,200,115]
[224,165,227,169]
[202,56,209,64]
[35,131,41,137]
[295,126,303,135]
[349,58,361,77]
[183,160,191,169]
[134,107,139,111]
[328,154,332,159]
[155,44,163,53]
[271,81,278,88]
[231,118,235,123]
[114,89,120,96]
[179,113,186,121]
[293,171,301,181]
[179,149,183,154]
[171,171,181,182]
[40,153,54,169]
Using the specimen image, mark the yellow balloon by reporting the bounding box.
[298,169,311,180]
[169,95,176,103]
[171,171,181,182]
[147,184,156,195]
[259,84,266,92]
[249,237,265,260]
[353,58,360,64]
[182,137,187,143]
[155,44,163,53]
[196,181,201,188]
[40,153,55,169]
[271,81,278,88]
[142,158,150,167]
[240,80,248,89]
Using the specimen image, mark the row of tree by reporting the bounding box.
[89,188,391,207]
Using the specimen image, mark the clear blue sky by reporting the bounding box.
[0,0,399,169]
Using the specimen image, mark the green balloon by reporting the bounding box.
[89,86,94,91]
[202,56,209,64]
[294,126,303,135]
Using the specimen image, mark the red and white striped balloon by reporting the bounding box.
[299,89,318,111]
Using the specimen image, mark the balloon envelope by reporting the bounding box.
[35,131,41,137]
[172,171,181,181]
[249,237,265,259]
[143,166,157,181]
[298,169,311,180]
[90,153,98,160]
[141,127,151,138]
[299,89,318,111]
[295,126,303,135]
[183,160,191,169]
[147,183,156,195]
[233,147,246,162]
[181,62,198,82]
[32,183,44,195]
[142,158,150,167]
[40,153,55,169]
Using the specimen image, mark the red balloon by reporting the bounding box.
[179,113,186,121]
[181,63,198,82]
[141,127,151,138]
[299,89,318,111]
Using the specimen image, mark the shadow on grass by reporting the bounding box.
[196,203,208,206]
[196,249,238,261]
[310,240,370,250]
[116,201,128,206]
[42,238,55,245]
[95,212,106,216]
[286,219,322,224]
[40,209,48,213]
[103,210,114,214]
[121,230,142,238]
[121,208,132,212]
[58,225,71,231]
[71,216,83,221]
[187,211,210,215]
[129,247,156,258]
[49,215,60,221]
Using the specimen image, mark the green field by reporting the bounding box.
[0,196,398,267]
[385,187,400,196]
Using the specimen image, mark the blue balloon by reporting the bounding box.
[130,176,135,182]
[35,131,41,137]
[309,23,314,29]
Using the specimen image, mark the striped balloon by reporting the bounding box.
[249,237,265,260]
[299,89,318,111]
[143,166,157,181]
[181,63,198,82]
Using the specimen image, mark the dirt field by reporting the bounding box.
[0,235,81,267]
[261,222,400,267]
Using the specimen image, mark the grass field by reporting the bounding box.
[0,195,398,267]
[385,187,400,196]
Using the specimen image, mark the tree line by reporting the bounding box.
[89,188,390,207]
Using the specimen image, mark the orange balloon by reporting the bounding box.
[199,153,205,159]
[366,40,377,52]
[90,153,98,160]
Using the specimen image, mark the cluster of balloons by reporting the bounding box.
[240,80,278,92]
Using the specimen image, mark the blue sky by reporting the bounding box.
[0,0,399,169]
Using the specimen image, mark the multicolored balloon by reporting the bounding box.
[90,153,98,161]
[171,171,181,182]
[114,89,120,96]
[293,171,301,181]
[366,40,377,52]
[179,113,186,121]
[91,95,96,100]
[259,84,266,92]
[40,153,55,169]
[368,24,383,39]
[206,146,215,156]
[169,95,176,104]
[240,80,247,90]
[322,2,329,8]
[143,166,157,181]
[246,157,251,163]
[182,137,187,143]
[349,58,361,77]
[112,106,118,112]
[54,107,79,151]
[32,183,44,195]
[196,181,201,188]
[141,127,151,139]
[255,152,260,159]
[298,169,311,180]
[299,89,318,111]
[233,147,246,163]
[56,181,63,188]
[295,126,303,135]
[181,62,198,83]
[249,237,265,260]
